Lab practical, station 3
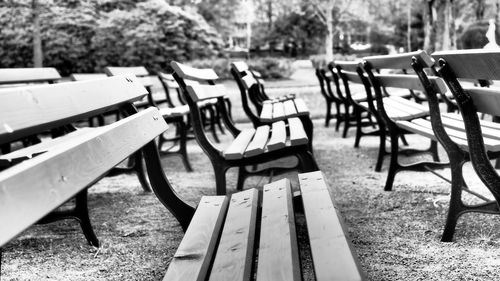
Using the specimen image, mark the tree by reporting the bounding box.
[423,0,456,53]
[32,0,43,67]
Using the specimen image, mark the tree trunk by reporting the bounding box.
[407,2,412,51]
[423,0,435,53]
[424,0,455,52]
[32,0,43,67]
[476,0,485,21]
[325,1,334,61]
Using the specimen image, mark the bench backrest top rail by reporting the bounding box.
[432,49,500,80]
[0,75,148,144]
[363,50,434,70]
[185,83,227,102]
[0,107,168,247]
[171,61,219,82]
[334,61,362,72]
[231,61,250,73]
[104,66,149,77]
[70,73,108,81]
[0,67,61,84]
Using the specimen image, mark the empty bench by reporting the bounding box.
[164,171,365,281]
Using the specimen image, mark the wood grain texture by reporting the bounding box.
[208,189,259,281]
[288,118,308,146]
[0,76,148,144]
[224,129,255,160]
[244,125,270,157]
[432,49,500,80]
[298,171,365,281]
[0,108,168,247]
[256,179,300,281]
[171,61,219,81]
[0,68,61,84]
[163,196,229,281]
[266,121,286,151]
[283,99,298,117]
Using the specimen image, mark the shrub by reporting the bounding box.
[188,57,296,80]
[309,53,358,69]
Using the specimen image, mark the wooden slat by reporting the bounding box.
[384,97,429,115]
[288,117,308,146]
[376,74,447,94]
[224,129,256,160]
[0,68,61,84]
[283,99,298,117]
[334,61,361,72]
[298,171,364,281]
[231,61,249,72]
[342,71,363,84]
[158,72,180,88]
[432,49,500,80]
[171,61,219,81]
[241,74,258,90]
[104,66,149,77]
[159,105,190,118]
[442,112,500,130]
[256,179,300,281]
[244,125,270,157]
[364,50,433,70]
[208,189,259,281]
[272,102,285,120]
[164,196,229,281]
[70,73,108,81]
[465,87,500,116]
[0,76,147,144]
[0,108,168,247]
[260,101,274,122]
[266,121,286,151]
[293,98,309,115]
[185,84,227,102]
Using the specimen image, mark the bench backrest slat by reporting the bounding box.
[231,61,249,72]
[432,49,500,80]
[464,87,500,116]
[334,61,361,72]
[376,74,447,93]
[171,61,219,82]
[0,76,147,144]
[70,73,108,81]
[0,68,61,84]
[185,83,227,102]
[363,50,433,70]
[0,108,167,247]
[241,73,258,90]
[342,70,363,84]
[104,66,149,77]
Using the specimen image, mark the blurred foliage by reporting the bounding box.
[0,0,223,75]
[459,20,500,49]
[309,53,357,69]
[188,57,295,79]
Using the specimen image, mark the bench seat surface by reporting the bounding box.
[163,172,364,281]
[260,98,309,122]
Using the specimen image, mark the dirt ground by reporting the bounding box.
[3,64,500,280]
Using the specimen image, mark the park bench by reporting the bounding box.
[171,61,319,195]
[333,61,383,164]
[315,67,343,128]
[103,68,194,171]
[0,76,189,251]
[409,49,500,241]
[163,171,365,281]
[231,63,314,149]
[361,51,446,191]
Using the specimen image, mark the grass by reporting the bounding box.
[3,66,500,280]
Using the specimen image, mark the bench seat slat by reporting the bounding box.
[298,171,364,281]
[266,121,287,151]
[272,102,285,120]
[440,115,500,140]
[0,108,167,247]
[164,196,229,281]
[224,129,256,160]
[288,117,308,146]
[208,189,259,281]
[283,99,298,117]
[260,101,273,122]
[244,125,270,157]
[159,105,190,118]
[256,179,300,281]
[293,98,309,115]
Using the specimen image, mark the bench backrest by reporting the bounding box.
[334,60,377,112]
[0,67,61,85]
[70,73,108,81]
[0,76,177,247]
[158,71,184,108]
[230,63,265,126]
[171,61,238,159]
[429,49,500,201]
[104,66,154,89]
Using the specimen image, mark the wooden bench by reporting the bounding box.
[164,171,365,281]
[171,61,318,195]
[334,61,383,167]
[101,68,194,171]
[361,51,447,191]
[410,49,500,241]
[0,67,61,85]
